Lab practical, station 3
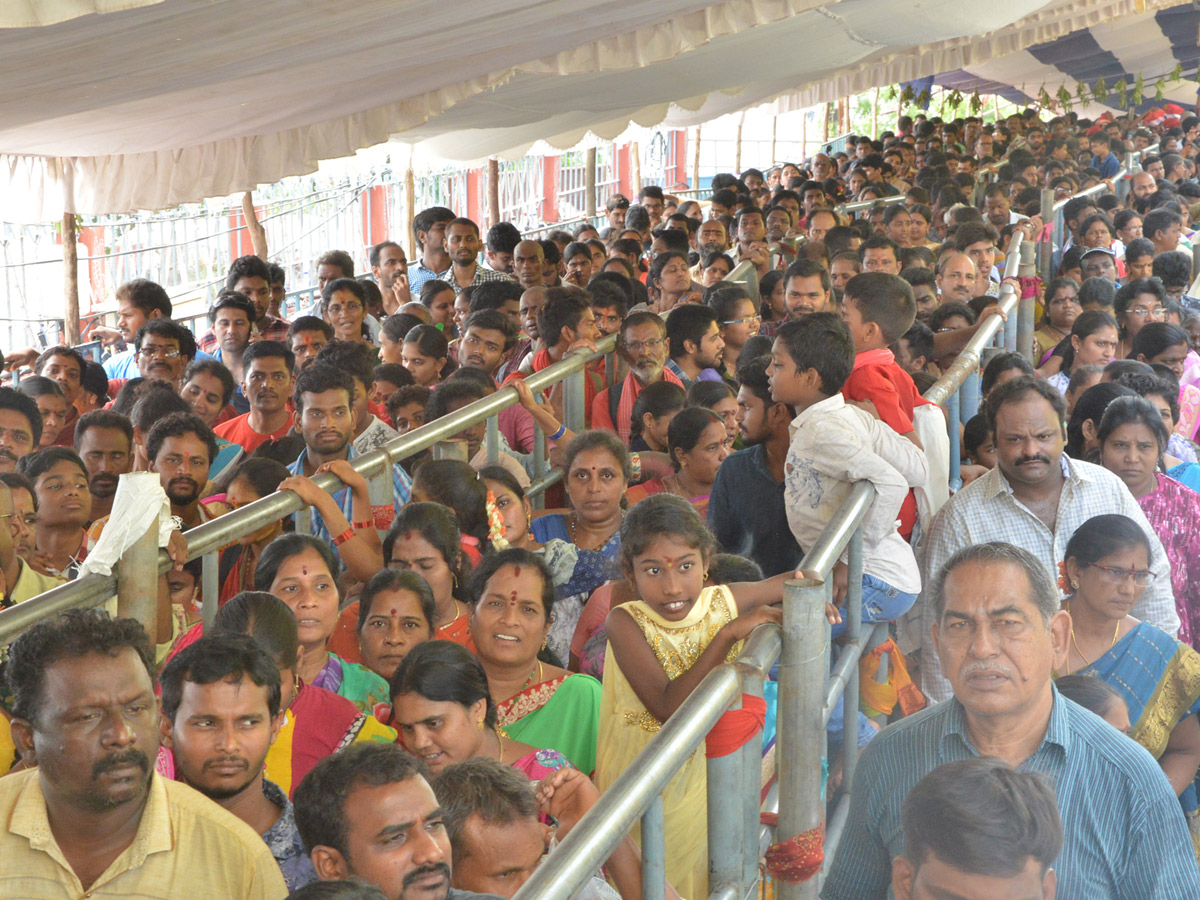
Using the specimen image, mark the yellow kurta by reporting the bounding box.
[596,585,741,900]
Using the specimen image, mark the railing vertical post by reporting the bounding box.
[740,664,765,890]
[201,551,219,629]
[947,386,962,491]
[486,416,500,465]
[708,696,745,898]
[116,517,159,640]
[841,526,863,801]
[295,506,311,536]
[531,425,547,510]
[1017,242,1037,364]
[642,794,666,900]
[777,576,830,900]
[960,368,981,423]
[1039,188,1055,285]
[563,369,586,434]
[1003,303,1018,353]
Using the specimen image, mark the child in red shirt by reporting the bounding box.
[839,272,929,535]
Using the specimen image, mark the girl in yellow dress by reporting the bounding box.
[597,494,785,900]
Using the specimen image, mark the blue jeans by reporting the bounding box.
[830,573,918,639]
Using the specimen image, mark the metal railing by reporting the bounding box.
[0,332,619,645]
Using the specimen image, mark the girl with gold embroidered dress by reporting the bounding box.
[468,547,603,775]
[1055,514,1200,832]
[596,494,787,900]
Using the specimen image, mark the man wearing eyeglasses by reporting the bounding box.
[591,312,683,444]
[0,478,63,608]
[100,318,199,402]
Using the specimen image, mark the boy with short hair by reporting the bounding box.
[768,312,928,626]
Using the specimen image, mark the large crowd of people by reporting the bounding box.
[4,104,1200,899]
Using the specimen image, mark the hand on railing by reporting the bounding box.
[90,325,124,348]
[535,767,599,840]
[166,530,189,571]
[728,604,784,641]
[2,348,39,370]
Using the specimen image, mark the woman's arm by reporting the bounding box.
[605,602,780,722]
[729,573,841,625]
[1159,712,1200,795]
[278,464,383,581]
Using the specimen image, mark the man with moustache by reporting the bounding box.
[1,609,286,899]
[706,357,801,576]
[0,386,41,474]
[215,342,297,455]
[74,410,133,525]
[512,240,546,291]
[591,312,684,443]
[286,363,412,547]
[444,218,514,294]
[160,633,317,892]
[371,240,412,315]
[294,742,500,900]
[144,412,229,530]
[0,478,63,607]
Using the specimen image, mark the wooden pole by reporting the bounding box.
[734,111,746,173]
[585,148,598,219]
[692,125,702,189]
[772,115,779,165]
[487,158,500,229]
[241,192,268,259]
[872,87,879,137]
[822,101,831,142]
[403,165,417,261]
[631,141,642,194]
[63,213,81,345]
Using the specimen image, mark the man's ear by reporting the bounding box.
[9,717,35,764]
[891,856,915,900]
[311,846,350,882]
[159,711,174,751]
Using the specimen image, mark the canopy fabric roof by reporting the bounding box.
[0,0,1191,218]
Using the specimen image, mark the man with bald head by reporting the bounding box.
[810,154,835,182]
[935,253,976,306]
[513,241,545,291]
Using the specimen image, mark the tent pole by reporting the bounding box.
[585,148,597,220]
[692,126,702,190]
[778,113,784,164]
[63,212,81,346]
[822,102,830,142]
[487,159,500,230]
[872,87,879,137]
[404,165,417,261]
[631,142,642,194]
[241,192,268,259]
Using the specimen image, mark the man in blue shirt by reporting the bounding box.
[1089,133,1122,180]
[823,541,1200,900]
[706,356,801,577]
[407,206,456,293]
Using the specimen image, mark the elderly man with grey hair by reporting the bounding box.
[822,541,1200,900]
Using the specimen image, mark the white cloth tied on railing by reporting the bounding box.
[77,472,172,578]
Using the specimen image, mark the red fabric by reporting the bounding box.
[764,822,824,884]
[705,693,767,758]
[214,412,294,454]
[52,408,79,448]
[288,682,369,792]
[329,600,363,663]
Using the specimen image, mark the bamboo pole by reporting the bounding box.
[735,111,746,173]
[63,213,81,345]
[487,158,500,229]
[692,126,702,189]
[823,102,830,141]
[241,192,268,259]
[404,165,417,260]
[585,148,597,219]
[799,110,805,160]
[631,141,642,194]
[872,87,879,137]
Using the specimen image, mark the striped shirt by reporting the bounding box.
[919,457,1178,701]
[287,443,412,545]
[821,689,1200,900]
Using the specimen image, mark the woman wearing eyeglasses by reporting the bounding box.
[1113,277,1169,360]
[1055,513,1200,805]
[1097,397,1200,654]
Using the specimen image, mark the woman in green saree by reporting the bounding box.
[1056,513,1200,833]
[468,546,601,774]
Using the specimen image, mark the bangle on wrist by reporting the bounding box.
[332,527,355,547]
[352,520,374,530]
[549,423,567,441]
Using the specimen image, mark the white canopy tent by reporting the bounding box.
[0,0,1190,219]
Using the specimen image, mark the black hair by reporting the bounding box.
[980,353,1036,398]
[1115,371,1181,425]
[687,380,736,415]
[5,608,155,723]
[424,378,487,436]
[292,363,354,413]
[225,255,272,291]
[386,385,433,423]
[758,270,785,319]
[0,471,36,510]
[1130,322,1189,364]
[284,880,389,900]
[242,339,296,374]
[666,406,722,471]
[433,758,541,868]
[134,317,198,362]
[1152,251,1191,290]
[382,502,467,598]
[706,283,755,325]
[229,456,290,500]
[253,533,339,594]
[160,632,282,722]
[403,323,450,366]
[783,257,833,294]
[208,289,257,326]
[486,222,523,255]
[1063,513,1152,574]
[286,315,334,342]
[774,313,855,394]
[707,553,763,585]
[315,340,377,393]
[16,374,63,401]
[538,293,590,347]
[1097,395,1168,463]
[986,376,1068,439]
[929,302,976,333]
[293,743,429,857]
[413,206,456,248]
[80,360,109,401]
[1077,276,1116,312]
[129,384,190,434]
[35,345,86,382]
[962,412,993,459]
[467,547,556,626]
[410,460,489,548]
[630,380,686,442]
[381,314,424,345]
[1059,309,1119,374]
[74,408,133,450]
[1054,673,1124,719]
[587,272,633,314]
[1123,237,1155,264]
[648,251,689,296]
[369,240,404,269]
[182,359,236,407]
[901,758,1061,878]
[620,493,716,574]
[468,280,524,314]
[18,446,86,485]
[145,412,218,468]
[358,569,437,634]
[319,277,366,314]
[1065,381,1134,459]
[116,278,172,317]
[0,386,42,447]
[462,308,519,352]
[665,304,718,361]
[842,272,916,342]
[563,430,633,485]
[373,363,412,391]
[390,640,496,729]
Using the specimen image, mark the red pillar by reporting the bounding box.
[466,168,482,224]
[616,144,632,199]
[541,156,560,224]
[363,185,388,247]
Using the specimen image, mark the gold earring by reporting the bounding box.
[477,718,484,731]
[703,570,710,581]
[1071,580,1078,589]
[541,638,548,651]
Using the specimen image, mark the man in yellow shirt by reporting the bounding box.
[1,608,287,899]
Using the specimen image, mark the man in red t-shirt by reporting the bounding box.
[214,341,295,454]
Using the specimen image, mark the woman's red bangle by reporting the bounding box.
[332,527,356,547]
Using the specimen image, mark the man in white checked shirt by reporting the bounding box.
[919,377,1178,702]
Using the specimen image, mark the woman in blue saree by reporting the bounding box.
[1057,514,1200,844]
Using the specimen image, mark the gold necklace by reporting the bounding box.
[1067,600,1121,667]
